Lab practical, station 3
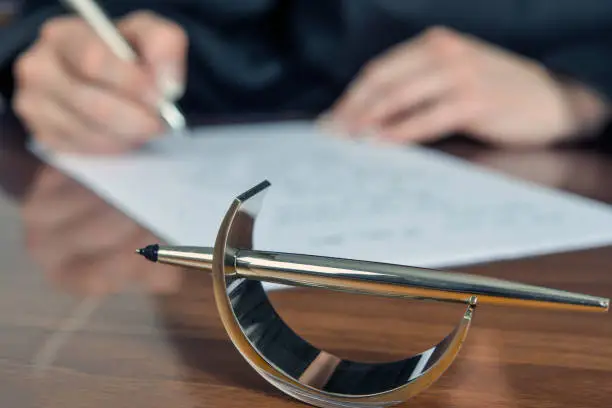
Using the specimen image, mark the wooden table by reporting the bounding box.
[0,113,611,408]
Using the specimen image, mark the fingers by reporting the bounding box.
[40,17,157,104]
[16,93,120,154]
[13,12,185,155]
[331,39,432,130]
[327,27,476,141]
[14,89,157,154]
[327,25,574,147]
[13,33,164,152]
[380,96,482,143]
[118,11,188,101]
[38,20,164,136]
[361,68,454,127]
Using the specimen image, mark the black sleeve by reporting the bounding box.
[176,1,612,117]
[3,1,612,121]
[516,2,612,106]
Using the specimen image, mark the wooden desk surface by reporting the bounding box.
[0,114,611,408]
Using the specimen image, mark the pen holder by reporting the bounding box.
[138,181,609,408]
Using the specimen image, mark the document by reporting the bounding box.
[31,120,612,281]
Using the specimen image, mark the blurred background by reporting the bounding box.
[0,0,19,113]
[0,0,18,22]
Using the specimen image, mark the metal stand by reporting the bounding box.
[138,181,608,408]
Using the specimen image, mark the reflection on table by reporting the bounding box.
[0,113,611,408]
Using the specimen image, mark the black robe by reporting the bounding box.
[2,0,612,120]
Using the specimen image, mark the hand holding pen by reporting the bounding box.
[13,9,187,155]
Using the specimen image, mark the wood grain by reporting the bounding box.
[0,116,611,408]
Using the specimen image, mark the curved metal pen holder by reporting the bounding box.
[138,181,609,408]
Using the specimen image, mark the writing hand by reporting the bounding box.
[327,27,608,147]
[12,11,187,154]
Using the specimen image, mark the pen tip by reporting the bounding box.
[135,244,159,262]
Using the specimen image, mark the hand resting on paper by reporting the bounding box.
[20,165,181,295]
[326,27,610,148]
[12,11,187,154]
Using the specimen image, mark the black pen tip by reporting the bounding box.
[136,244,159,262]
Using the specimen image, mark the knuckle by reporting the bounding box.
[13,50,39,85]
[126,9,158,23]
[360,59,384,83]
[119,11,187,52]
[39,17,80,43]
[11,92,33,119]
[38,18,63,43]
[424,25,455,42]
[424,26,466,60]
[79,42,107,79]
[362,59,378,76]
[124,10,186,41]
[158,21,187,46]
[13,57,29,86]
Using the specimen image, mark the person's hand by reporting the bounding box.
[12,11,188,154]
[326,26,609,148]
[21,165,181,296]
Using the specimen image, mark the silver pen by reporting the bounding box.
[60,0,187,131]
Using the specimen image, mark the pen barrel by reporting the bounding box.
[234,250,609,312]
[156,246,215,270]
[154,246,609,313]
[60,0,137,60]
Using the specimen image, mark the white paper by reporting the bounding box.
[31,120,612,282]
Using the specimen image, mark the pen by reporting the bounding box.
[136,244,610,313]
[60,0,187,132]
[133,179,610,408]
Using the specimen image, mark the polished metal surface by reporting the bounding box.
[137,180,610,408]
[151,245,608,313]
[208,181,477,408]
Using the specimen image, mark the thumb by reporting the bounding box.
[118,11,188,102]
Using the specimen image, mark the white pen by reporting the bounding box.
[60,0,187,132]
